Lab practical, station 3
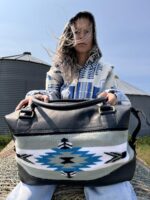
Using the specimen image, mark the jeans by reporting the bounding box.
[6,181,137,200]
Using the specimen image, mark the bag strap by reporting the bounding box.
[129,107,141,149]
[31,97,107,110]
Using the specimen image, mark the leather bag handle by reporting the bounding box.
[31,97,107,110]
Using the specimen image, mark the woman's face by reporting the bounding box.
[71,18,93,54]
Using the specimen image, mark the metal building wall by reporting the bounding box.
[0,59,50,134]
[127,95,150,136]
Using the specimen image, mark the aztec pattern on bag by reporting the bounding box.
[5,101,136,185]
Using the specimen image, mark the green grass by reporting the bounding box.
[136,136,150,166]
[0,134,150,167]
[0,134,12,150]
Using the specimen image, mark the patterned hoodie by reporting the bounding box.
[26,46,130,105]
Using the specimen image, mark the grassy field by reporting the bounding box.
[0,134,12,150]
[136,136,150,166]
[0,134,150,167]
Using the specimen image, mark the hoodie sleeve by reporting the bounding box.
[100,66,131,105]
[26,67,64,100]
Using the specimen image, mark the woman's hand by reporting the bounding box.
[15,94,49,111]
[98,92,117,105]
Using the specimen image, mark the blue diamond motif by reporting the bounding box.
[36,147,102,172]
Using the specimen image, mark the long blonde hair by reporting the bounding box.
[52,11,102,83]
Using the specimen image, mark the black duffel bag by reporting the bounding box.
[5,97,141,186]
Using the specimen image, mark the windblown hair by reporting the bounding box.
[52,11,102,83]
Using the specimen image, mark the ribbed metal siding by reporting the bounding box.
[0,59,50,134]
[127,95,150,136]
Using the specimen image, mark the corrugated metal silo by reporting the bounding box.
[0,52,50,134]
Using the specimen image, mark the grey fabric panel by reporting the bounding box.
[16,145,134,181]
[15,130,128,150]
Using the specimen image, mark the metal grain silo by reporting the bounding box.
[0,52,50,134]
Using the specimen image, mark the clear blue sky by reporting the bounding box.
[0,0,150,93]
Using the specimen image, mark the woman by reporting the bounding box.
[8,11,137,200]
